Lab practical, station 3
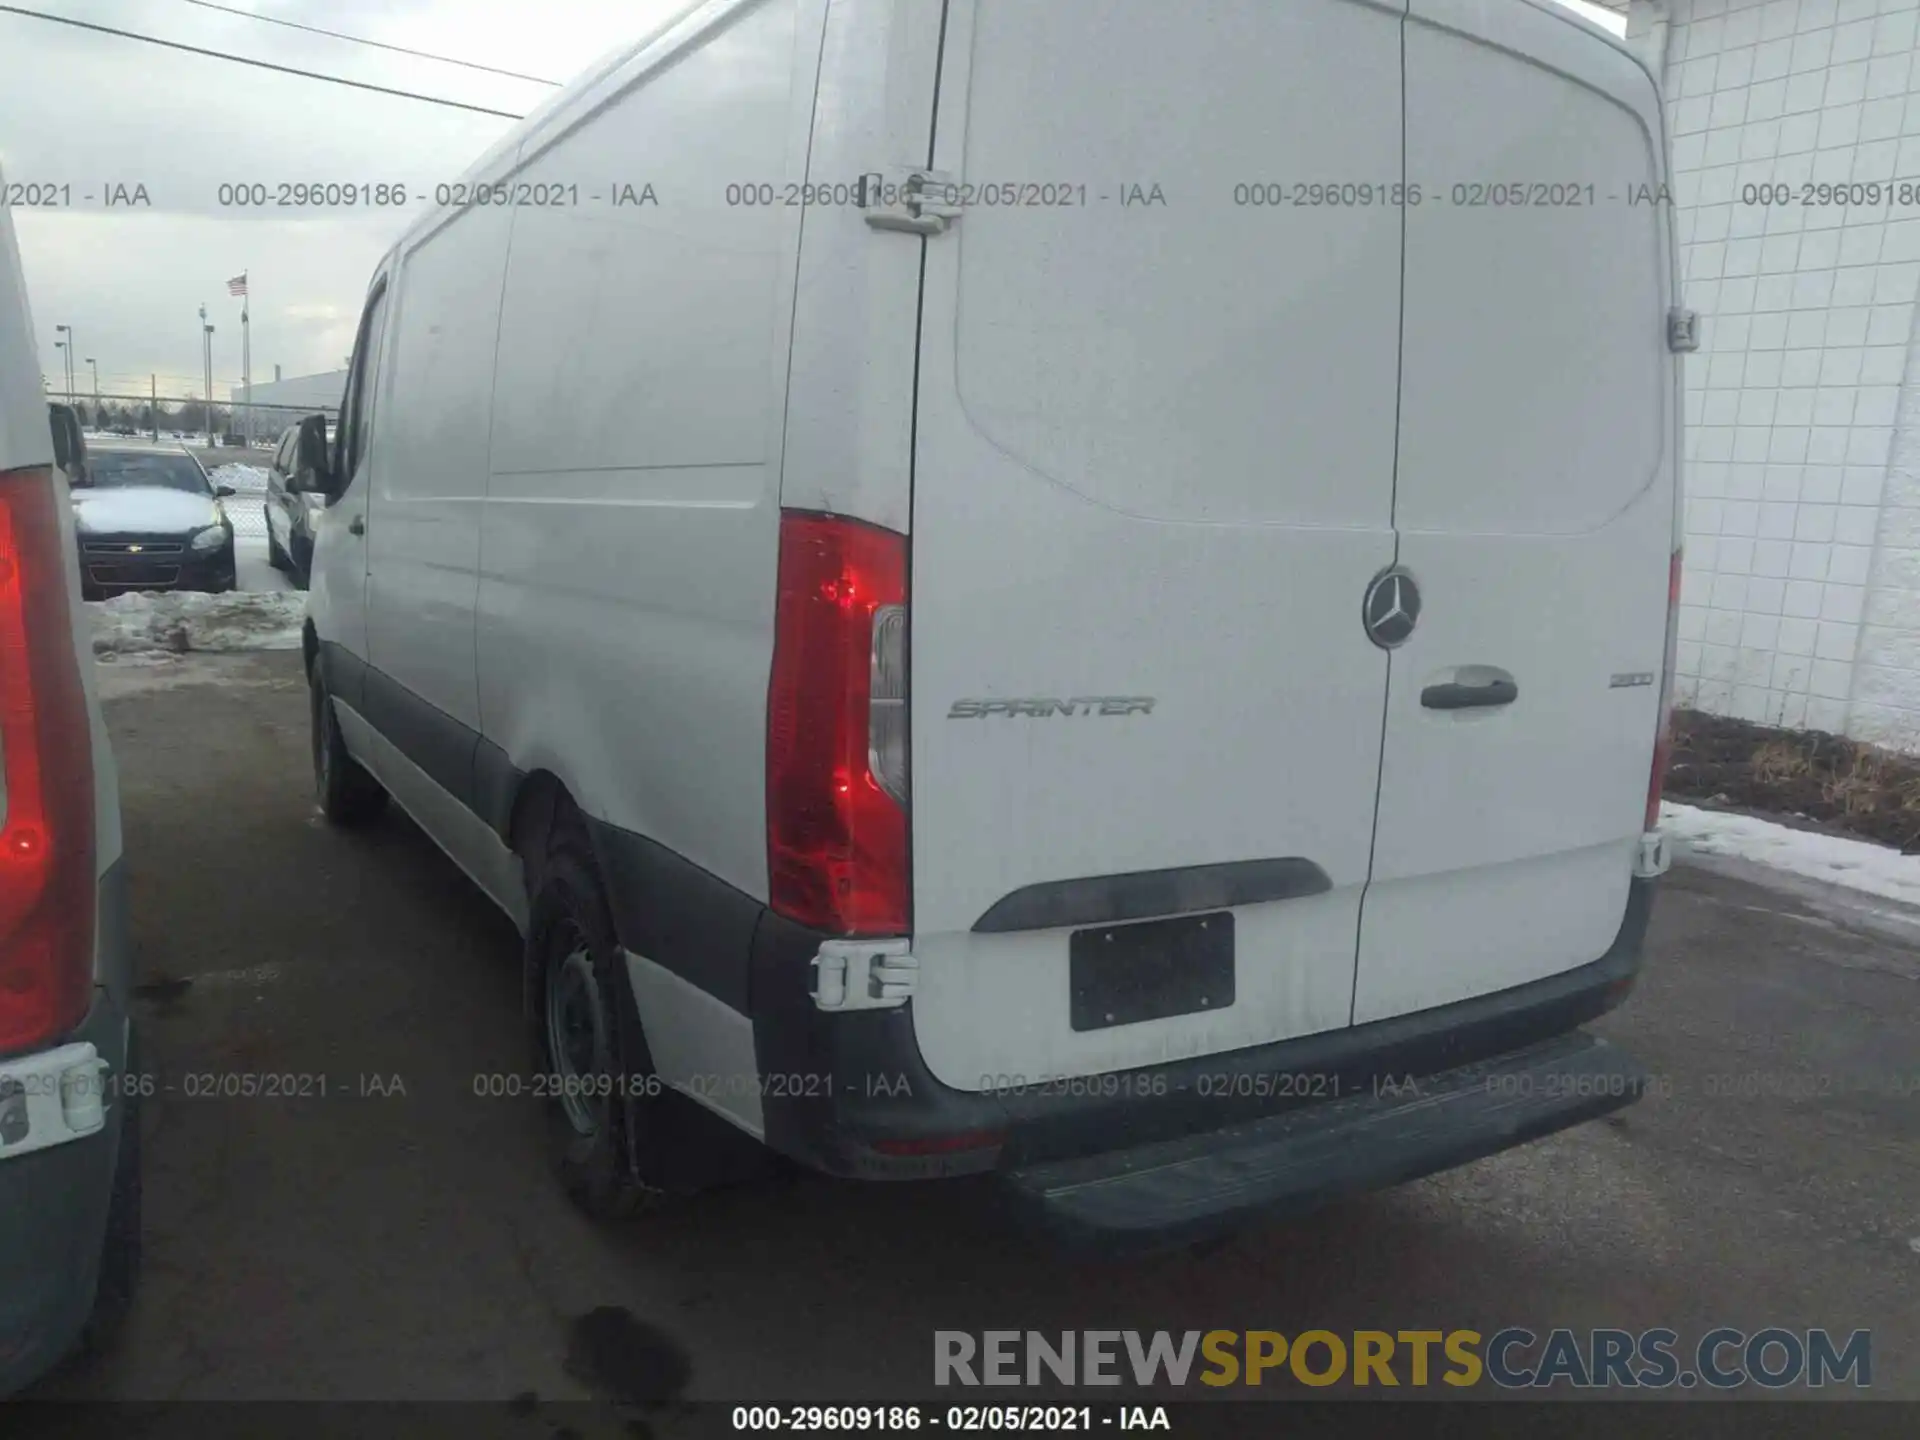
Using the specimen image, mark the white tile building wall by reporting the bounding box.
[1626,0,1920,746]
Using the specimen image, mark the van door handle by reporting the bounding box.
[1421,677,1517,710]
[347,515,365,536]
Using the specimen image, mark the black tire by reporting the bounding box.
[526,817,669,1222]
[79,1031,142,1354]
[266,510,291,572]
[309,663,387,825]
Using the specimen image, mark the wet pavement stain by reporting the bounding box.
[564,1306,692,1407]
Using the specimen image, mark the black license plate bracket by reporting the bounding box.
[1068,911,1234,1032]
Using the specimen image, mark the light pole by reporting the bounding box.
[54,323,74,399]
[53,340,67,401]
[85,358,98,423]
[200,305,216,446]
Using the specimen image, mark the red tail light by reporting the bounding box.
[767,511,909,936]
[0,467,96,1056]
[1645,548,1683,831]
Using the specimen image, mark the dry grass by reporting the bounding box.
[1667,708,1920,853]
[1748,739,1810,787]
[1818,744,1920,820]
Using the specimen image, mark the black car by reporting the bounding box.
[264,421,331,587]
[70,444,237,599]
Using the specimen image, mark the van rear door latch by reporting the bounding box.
[862,168,962,237]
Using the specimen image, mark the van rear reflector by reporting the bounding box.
[869,1129,1004,1158]
[766,512,909,937]
[0,467,96,1057]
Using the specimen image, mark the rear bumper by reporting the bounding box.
[748,879,1654,1235]
[0,994,128,1396]
[0,858,131,1396]
[1004,1030,1645,1252]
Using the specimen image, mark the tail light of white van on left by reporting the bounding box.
[766,511,909,937]
[0,466,97,1057]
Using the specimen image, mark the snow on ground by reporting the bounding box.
[1661,801,1920,909]
[89,588,305,660]
[233,533,292,594]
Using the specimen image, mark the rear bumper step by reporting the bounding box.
[1001,1031,1647,1252]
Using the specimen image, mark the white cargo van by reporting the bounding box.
[0,172,139,1388]
[294,0,1683,1247]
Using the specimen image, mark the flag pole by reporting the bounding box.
[240,271,251,446]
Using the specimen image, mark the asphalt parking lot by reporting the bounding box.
[23,651,1920,1413]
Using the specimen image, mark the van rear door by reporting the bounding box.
[1351,0,1678,1023]
[904,0,1406,1090]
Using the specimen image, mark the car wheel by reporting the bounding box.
[266,511,290,572]
[309,662,387,825]
[525,813,675,1223]
[79,1030,143,1354]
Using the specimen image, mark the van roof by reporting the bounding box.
[0,161,53,474]
[382,1,705,269]
[368,0,1649,297]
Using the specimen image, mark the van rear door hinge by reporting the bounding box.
[1667,306,1701,353]
[861,168,962,236]
[1634,830,1672,879]
[812,938,918,1011]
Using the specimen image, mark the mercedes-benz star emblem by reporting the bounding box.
[1362,567,1421,649]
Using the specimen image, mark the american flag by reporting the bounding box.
[226,273,248,297]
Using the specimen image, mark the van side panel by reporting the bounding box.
[477,0,816,917]
[366,206,510,740]
[778,0,945,534]
[0,194,48,476]
[0,175,122,886]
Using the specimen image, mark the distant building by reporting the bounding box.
[238,368,348,438]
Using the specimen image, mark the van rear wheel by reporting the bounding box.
[526,819,667,1221]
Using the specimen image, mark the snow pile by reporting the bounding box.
[1661,801,1920,908]
[208,463,270,493]
[89,589,305,659]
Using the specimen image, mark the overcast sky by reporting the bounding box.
[0,0,682,404]
[1,0,1627,407]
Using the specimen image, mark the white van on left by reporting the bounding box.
[0,162,140,1396]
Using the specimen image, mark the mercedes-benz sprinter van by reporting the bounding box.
[294,0,1683,1248]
